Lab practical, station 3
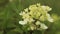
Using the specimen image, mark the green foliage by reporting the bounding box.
[0,0,60,34]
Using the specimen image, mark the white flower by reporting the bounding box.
[41,6,52,11]
[35,21,40,25]
[30,25,36,30]
[19,3,53,31]
[39,15,46,21]
[37,3,41,7]
[29,5,37,11]
[19,11,25,15]
[19,11,30,19]
[40,23,48,29]
[24,18,34,23]
[24,8,28,12]
[19,21,27,25]
[22,13,30,19]
[48,18,54,22]
[46,14,54,22]
[28,18,35,22]
[30,26,35,30]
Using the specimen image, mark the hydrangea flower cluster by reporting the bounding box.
[19,3,53,30]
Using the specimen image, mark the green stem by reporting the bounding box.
[42,30,45,34]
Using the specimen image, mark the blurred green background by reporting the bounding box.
[0,0,60,34]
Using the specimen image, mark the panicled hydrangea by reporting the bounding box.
[19,3,53,31]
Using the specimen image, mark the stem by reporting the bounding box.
[29,30,33,34]
[42,30,45,34]
[3,29,7,34]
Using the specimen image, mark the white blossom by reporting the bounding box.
[46,14,54,22]
[40,23,48,29]
[48,18,54,22]
[19,3,53,31]
[24,8,28,12]
[19,11,25,15]
[35,21,40,25]
[19,21,27,25]
[41,6,52,11]
[37,3,41,7]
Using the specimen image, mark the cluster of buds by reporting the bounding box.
[19,3,53,30]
